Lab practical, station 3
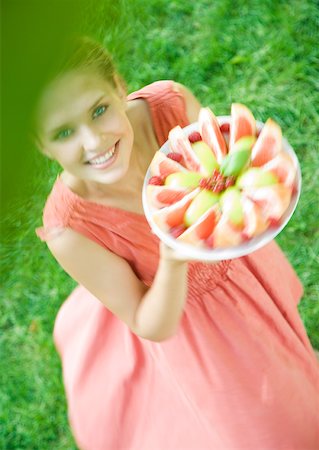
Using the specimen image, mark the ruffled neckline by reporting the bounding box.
[56,174,147,221]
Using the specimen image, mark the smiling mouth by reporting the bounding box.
[85,142,119,166]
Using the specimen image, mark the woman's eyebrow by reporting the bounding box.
[48,95,108,135]
[89,95,107,111]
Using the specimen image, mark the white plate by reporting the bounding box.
[142,116,302,260]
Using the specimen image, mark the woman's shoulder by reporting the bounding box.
[128,80,201,146]
[35,175,75,241]
[127,80,176,101]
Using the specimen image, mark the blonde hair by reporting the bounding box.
[33,36,122,142]
[58,36,117,86]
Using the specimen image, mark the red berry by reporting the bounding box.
[212,169,221,182]
[188,131,202,143]
[167,152,183,163]
[220,122,230,133]
[212,181,225,193]
[199,177,212,189]
[269,218,281,228]
[291,183,298,196]
[148,176,164,186]
[170,225,186,238]
[225,176,236,188]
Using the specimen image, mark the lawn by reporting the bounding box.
[1,0,318,448]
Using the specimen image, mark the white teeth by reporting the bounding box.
[88,146,115,165]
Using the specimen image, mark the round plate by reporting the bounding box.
[142,116,302,260]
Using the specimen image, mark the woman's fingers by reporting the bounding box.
[159,241,220,265]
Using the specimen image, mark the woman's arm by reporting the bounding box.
[47,230,189,342]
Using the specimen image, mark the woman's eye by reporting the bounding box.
[54,128,73,141]
[92,105,107,119]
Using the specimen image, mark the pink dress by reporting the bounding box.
[36,81,319,450]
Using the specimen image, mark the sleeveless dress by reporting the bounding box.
[36,81,319,450]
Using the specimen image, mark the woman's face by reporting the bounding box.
[37,70,134,185]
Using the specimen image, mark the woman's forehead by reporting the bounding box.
[38,71,115,131]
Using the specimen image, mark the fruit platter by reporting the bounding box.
[142,104,301,260]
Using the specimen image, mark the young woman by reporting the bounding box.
[36,38,319,449]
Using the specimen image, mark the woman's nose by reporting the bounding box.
[80,125,101,151]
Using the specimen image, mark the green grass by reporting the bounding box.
[1,0,319,448]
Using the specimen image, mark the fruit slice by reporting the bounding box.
[260,151,297,188]
[240,195,269,239]
[231,135,256,153]
[220,187,244,229]
[184,189,219,227]
[165,172,202,188]
[177,204,221,245]
[251,119,282,167]
[220,149,251,177]
[191,141,219,176]
[168,126,206,174]
[146,185,192,209]
[152,188,200,231]
[198,107,228,163]
[237,167,278,188]
[206,214,243,248]
[243,184,292,222]
[150,151,187,178]
[229,103,256,151]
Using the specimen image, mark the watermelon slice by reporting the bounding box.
[146,185,193,209]
[241,195,269,239]
[206,213,243,248]
[243,184,292,222]
[152,188,200,231]
[260,152,296,187]
[229,103,256,151]
[177,204,221,245]
[150,151,188,178]
[198,107,228,163]
[168,126,206,174]
[251,119,282,167]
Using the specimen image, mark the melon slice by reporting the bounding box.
[243,184,292,222]
[251,119,282,167]
[177,204,221,245]
[260,152,297,188]
[168,126,206,174]
[146,185,193,210]
[198,107,228,163]
[229,103,256,151]
[152,188,200,232]
[150,151,188,178]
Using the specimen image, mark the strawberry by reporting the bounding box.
[188,131,202,143]
[148,176,164,186]
[167,152,183,163]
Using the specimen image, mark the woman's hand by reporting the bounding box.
[159,241,220,265]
